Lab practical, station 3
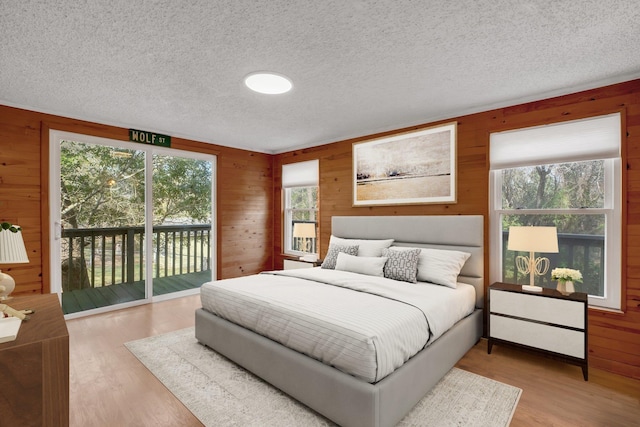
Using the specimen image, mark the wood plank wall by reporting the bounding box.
[0,105,274,295]
[273,79,640,380]
[1,78,638,380]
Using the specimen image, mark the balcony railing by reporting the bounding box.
[61,224,212,292]
[60,226,602,296]
[502,231,604,295]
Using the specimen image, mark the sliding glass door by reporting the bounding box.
[49,130,215,317]
[151,152,213,299]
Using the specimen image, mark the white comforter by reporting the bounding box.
[200,268,475,383]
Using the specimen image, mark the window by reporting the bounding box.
[489,113,622,310]
[282,160,319,255]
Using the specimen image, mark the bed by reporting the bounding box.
[195,215,484,427]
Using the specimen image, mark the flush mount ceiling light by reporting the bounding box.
[244,72,293,94]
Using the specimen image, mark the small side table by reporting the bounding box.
[283,258,322,269]
[488,282,588,380]
[0,294,70,425]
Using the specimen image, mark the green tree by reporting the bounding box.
[501,160,604,233]
[153,155,212,224]
[61,141,145,228]
[289,186,317,222]
[60,141,212,229]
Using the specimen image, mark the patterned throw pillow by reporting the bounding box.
[382,247,421,283]
[321,244,359,269]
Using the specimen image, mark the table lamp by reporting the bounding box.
[0,225,30,300]
[507,226,558,292]
[293,222,316,254]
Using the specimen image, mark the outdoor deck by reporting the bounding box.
[61,270,212,315]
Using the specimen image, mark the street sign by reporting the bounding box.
[128,129,171,147]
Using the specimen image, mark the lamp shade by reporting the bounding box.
[292,222,316,239]
[0,228,29,264]
[507,226,558,253]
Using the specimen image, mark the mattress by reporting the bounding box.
[200,268,475,383]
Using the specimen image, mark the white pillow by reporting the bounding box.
[391,246,471,288]
[329,235,394,257]
[334,252,388,277]
[417,248,471,288]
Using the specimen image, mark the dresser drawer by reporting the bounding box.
[490,288,584,329]
[490,314,585,358]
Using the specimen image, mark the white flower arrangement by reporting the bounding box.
[551,267,583,283]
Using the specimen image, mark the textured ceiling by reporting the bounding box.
[2,1,640,153]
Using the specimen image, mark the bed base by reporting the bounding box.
[195,307,482,427]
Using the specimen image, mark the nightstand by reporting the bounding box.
[283,258,322,269]
[488,282,588,380]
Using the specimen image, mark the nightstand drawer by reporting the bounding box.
[284,259,317,270]
[490,314,585,358]
[490,288,584,329]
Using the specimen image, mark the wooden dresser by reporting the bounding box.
[0,294,69,426]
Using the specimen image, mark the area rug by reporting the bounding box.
[126,328,521,426]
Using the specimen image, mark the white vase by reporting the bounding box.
[557,280,575,294]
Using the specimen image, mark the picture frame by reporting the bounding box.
[353,122,457,206]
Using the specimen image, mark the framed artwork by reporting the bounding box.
[353,122,457,206]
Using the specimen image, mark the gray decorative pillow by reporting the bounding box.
[382,247,421,283]
[321,244,359,269]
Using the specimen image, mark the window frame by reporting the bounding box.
[283,186,318,256]
[282,159,319,257]
[489,117,622,310]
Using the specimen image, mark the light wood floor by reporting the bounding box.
[68,295,640,426]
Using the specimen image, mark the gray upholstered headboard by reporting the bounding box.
[331,215,484,308]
